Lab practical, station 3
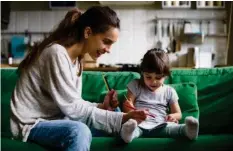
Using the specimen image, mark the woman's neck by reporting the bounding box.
[66,42,85,63]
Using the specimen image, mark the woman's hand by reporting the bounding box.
[103,89,119,111]
[122,110,148,124]
[165,114,179,123]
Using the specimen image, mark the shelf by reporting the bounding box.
[1,32,51,35]
[162,6,191,9]
[0,64,120,71]
[153,17,226,22]
[206,34,227,37]
[196,1,225,9]
[197,6,225,9]
[185,33,227,37]
[162,1,191,9]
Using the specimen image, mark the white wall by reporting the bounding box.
[2,8,227,67]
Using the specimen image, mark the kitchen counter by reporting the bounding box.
[0,64,120,71]
[1,64,195,71]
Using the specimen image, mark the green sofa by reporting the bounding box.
[1,67,233,151]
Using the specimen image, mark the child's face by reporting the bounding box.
[143,72,165,91]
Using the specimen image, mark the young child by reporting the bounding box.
[120,48,199,143]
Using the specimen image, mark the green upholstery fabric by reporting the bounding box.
[170,67,233,134]
[1,67,233,151]
[2,138,46,151]
[2,135,233,151]
[99,89,127,109]
[91,135,233,151]
[82,72,140,102]
[1,69,19,138]
[169,83,199,123]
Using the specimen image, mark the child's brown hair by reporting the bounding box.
[139,48,170,87]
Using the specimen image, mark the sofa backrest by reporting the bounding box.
[1,68,19,137]
[82,71,140,102]
[170,67,233,134]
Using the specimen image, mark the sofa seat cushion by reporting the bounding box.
[2,135,233,151]
[90,134,233,151]
[2,138,46,151]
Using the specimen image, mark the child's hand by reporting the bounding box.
[123,99,134,110]
[165,114,179,123]
[103,89,119,111]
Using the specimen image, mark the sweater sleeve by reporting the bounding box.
[77,74,98,107]
[42,46,123,133]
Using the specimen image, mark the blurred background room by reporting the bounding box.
[1,1,233,71]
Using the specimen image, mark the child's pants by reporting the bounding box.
[133,122,186,139]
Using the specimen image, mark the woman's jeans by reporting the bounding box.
[28,120,92,151]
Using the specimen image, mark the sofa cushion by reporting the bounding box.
[90,134,233,151]
[3,135,233,151]
[99,83,198,124]
[170,67,233,134]
[169,83,199,123]
[2,138,46,151]
[99,89,127,110]
[1,68,19,138]
[82,71,140,102]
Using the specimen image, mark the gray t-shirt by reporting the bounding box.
[10,44,123,142]
[127,79,179,129]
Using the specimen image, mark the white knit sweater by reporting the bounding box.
[10,44,123,142]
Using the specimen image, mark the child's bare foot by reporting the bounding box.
[120,119,137,143]
[185,116,199,140]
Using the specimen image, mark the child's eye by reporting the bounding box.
[146,77,152,80]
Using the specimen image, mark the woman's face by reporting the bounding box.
[84,27,119,60]
[143,72,165,91]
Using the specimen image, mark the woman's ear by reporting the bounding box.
[84,27,92,39]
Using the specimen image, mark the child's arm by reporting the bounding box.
[166,102,182,122]
[123,88,136,113]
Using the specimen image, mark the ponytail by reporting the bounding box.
[18,9,82,74]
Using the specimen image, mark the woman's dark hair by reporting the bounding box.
[18,6,120,75]
[139,48,170,86]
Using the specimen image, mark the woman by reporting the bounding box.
[10,6,148,151]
